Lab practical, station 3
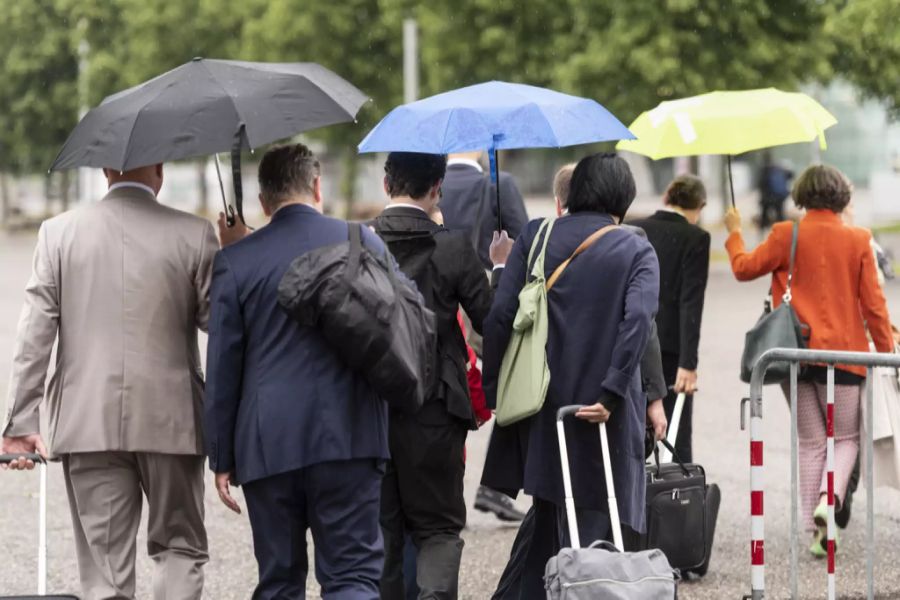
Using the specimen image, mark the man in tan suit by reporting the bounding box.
[2,164,218,600]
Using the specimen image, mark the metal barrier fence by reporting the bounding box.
[740,347,900,600]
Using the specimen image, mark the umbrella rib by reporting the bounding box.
[201,61,252,147]
[117,77,182,170]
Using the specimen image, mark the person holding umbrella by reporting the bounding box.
[369,151,513,600]
[2,162,218,600]
[205,144,397,599]
[724,165,893,556]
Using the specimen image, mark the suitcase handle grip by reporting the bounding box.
[556,405,585,421]
[0,453,45,464]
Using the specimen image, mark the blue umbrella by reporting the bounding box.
[358,81,634,230]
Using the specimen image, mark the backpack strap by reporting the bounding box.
[546,225,618,291]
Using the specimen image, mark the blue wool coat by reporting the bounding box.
[481,211,659,533]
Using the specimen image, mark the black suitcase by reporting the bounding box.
[625,439,721,575]
[0,453,79,599]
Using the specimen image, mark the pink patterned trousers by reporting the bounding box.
[783,381,861,532]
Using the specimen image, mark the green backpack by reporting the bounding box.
[495,219,618,426]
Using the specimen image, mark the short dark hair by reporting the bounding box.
[258,144,320,210]
[566,153,636,219]
[553,163,576,209]
[384,152,447,200]
[792,164,852,213]
[664,174,707,210]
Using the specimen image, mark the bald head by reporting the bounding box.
[103,164,164,195]
[449,151,484,163]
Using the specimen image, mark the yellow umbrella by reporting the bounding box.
[617,88,837,205]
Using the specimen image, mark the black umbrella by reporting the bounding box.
[51,58,368,225]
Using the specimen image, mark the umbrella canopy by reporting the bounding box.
[358,81,634,154]
[358,81,633,230]
[616,88,837,160]
[52,58,368,172]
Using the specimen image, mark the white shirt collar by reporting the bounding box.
[108,181,156,197]
[386,202,428,214]
[447,158,483,173]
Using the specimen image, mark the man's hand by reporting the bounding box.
[490,230,514,267]
[1,434,48,471]
[647,399,668,442]
[217,212,252,248]
[724,207,742,235]
[674,368,699,394]
[215,472,242,514]
[575,402,612,424]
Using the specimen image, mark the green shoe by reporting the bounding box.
[813,500,829,530]
[809,527,840,558]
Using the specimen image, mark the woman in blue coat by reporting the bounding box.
[481,153,659,598]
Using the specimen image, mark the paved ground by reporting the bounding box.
[2,223,900,599]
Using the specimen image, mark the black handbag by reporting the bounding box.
[740,222,809,384]
[277,223,437,414]
[625,440,718,576]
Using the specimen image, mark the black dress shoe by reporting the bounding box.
[474,486,526,522]
[836,456,860,529]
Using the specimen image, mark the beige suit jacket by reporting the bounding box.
[3,185,219,456]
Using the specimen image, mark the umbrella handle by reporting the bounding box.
[489,140,503,232]
[214,154,237,227]
[232,124,246,226]
[727,155,736,209]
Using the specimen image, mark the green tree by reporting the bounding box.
[239,0,403,212]
[0,0,78,174]
[828,0,900,118]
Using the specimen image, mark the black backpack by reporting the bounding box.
[277,223,437,414]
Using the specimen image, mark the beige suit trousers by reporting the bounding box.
[62,452,208,600]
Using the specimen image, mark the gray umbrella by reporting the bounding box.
[51,58,369,224]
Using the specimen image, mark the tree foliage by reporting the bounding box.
[828,0,900,118]
[0,0,895,179]
[0,0,78,173]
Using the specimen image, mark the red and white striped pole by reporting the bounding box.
[826,367,836,599]
[750,401,765,598]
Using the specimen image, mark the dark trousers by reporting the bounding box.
[491,498,611,600]
[662,352,694,463]
[380,413,467,600]
[243,459,385,600]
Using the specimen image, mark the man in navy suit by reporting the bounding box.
[205,144,393,599]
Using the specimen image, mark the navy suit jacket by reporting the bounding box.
[439,163,529,269]
[205,204,390,485]
[481,212,659,533]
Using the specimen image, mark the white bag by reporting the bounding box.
[865,366,900,489]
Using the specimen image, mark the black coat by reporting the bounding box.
[629,210,710,370]
[372,206,494,427]
[481,212,659,532]
[438,163,529,269]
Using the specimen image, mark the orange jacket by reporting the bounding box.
[726,209,893,376]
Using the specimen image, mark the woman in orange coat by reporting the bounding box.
[724,164,893,557]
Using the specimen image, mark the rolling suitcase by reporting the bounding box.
[0,453,79,599]
[633,393,721,577]
[544,406,677,599]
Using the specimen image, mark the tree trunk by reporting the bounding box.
[0,172,9,227]
[197,159,209,216]
[341,148,359,219]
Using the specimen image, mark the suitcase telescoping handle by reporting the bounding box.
[556,406,624,552]
[0,453,48,595]
[658,392,687,463]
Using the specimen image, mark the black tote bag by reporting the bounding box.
[740,222,808,384]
